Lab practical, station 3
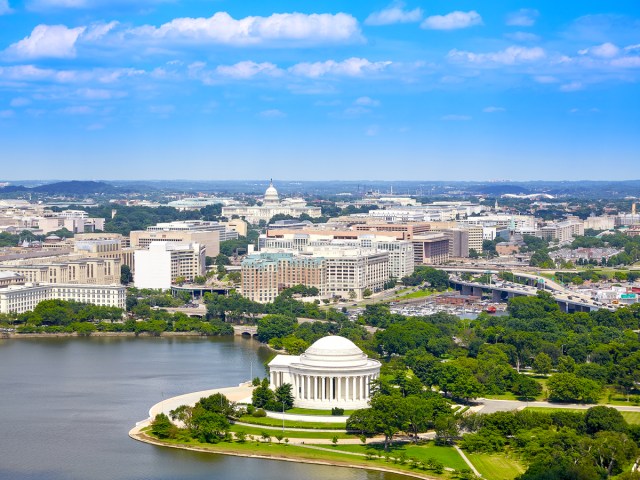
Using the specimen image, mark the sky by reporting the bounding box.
[0,1,639,182]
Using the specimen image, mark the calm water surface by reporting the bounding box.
[0,336,407,480]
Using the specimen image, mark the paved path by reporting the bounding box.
[454,445,482,477]
[233,421,346,433]
[266,411,349,423]
[476,398,640,414]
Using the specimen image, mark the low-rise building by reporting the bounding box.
[0,283,126,314]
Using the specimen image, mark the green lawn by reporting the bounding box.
[621,412,640,425]
[327,442,468,471]
[229,423,355,439]
[524,407,640,425]
[394,289,436,300]
[467,453,525,480]
[286,407,355,416]
[238,415,346,430]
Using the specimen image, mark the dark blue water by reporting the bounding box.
[0,336,405,480]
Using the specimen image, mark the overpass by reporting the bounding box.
[447,275,609,313]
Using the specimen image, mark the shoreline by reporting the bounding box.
[1,331,235,339]
[128,424,439,480]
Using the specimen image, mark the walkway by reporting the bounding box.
[476,397,640,414]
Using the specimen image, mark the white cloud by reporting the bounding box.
[82,21,118,41]
[365,125,380,136]
[216,61,282,79]
[578,42,620,58]
[129,12,361,46]
[421,11,482,31]
[149,104,174,115]
[354,96,380,107]
[258,109,286,118]
[483,106,505,113]
[0,0,12,15]
[3,24,86,59]
[289,57,391,78]
[560,81,583,92]
[506,9,539,27]
[10,97,31,107]
[533,75,558,84]
[611,56,640,68]
[625,44,640,52]
[0,109,14,118]
[448,46,545,65]
[505,32,540,43]
[75,88,126,100]
[365,2,422,26]
[59,105,93,114]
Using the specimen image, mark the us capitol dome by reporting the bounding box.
[268,336,381,410]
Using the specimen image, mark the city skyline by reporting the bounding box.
[0,1,639,180]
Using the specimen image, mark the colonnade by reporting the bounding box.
[271,371,376,403]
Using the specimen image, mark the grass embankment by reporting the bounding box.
[139,430,455,479]
[238,415,346,430]
[466,453,525,480]
[394,289,438,301]
[326,442,468,471]
[286,407,355,416]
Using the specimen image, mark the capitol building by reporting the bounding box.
[221,181,322,225]
[268,336,381,410]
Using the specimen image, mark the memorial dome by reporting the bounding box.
[300,336,369,368]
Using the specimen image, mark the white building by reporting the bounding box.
[221,181,322,224]
[134,242,205,290]
[268,336,381,410]
[0,283,126,314]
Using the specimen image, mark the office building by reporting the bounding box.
[134,242,205,290]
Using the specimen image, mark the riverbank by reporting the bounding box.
[129,424,441,480]
[1,331,233,339]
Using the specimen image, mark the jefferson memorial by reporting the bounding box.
[268,336,381,410]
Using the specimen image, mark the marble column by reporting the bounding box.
[337,376,342,402]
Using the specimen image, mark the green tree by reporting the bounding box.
[151,413,175,439]
[120,264,133,284]
[547,373,602,403]
[256,314,297,343]
[584,406,628,435]
[274,383,294,410]
[532,352,553,375]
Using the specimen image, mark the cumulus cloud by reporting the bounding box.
[59,105,93,115]
[3,24,86,59]
[289,57,392,78]
[216,61,282,79]
[258,109,286,118]
[506,9,539,27]
[534,75,559,84]
[448,46,545,65]
[611,56,640,68]
[505,31,540,42]
[10,97,31,107]
[560,81,583,92]
[0,109,15,118]
[128,12,362,46]
[483,106,505,113]
[354,96,380,107]
[0,0,12,15]
[365,2,422,26]
[578,42,620,58]
[421,11,482,30]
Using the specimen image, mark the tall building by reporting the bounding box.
[221,181,322,224]
[444,229,469,258]
[134,242,205,290]
[412,234,450,265]
[241,247,390,303]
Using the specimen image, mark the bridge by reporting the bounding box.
[232,325,258,337]
[447,275,609,313]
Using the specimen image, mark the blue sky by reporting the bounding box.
[0,1,639,181]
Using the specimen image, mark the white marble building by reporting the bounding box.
[268,336,381,410]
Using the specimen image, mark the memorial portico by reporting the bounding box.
[268,336,381,410]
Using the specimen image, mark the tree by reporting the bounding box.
[252,378,275,409]
[363,288,372,298]
[274,383,294,411]
[512,375,542,400]
[349,290,357,300]
[547,373,602,403]
[151,413,175,439]
[120,265,133,284]
[256,314,297,343]
[533,352,553,375]
[584,406,628,435]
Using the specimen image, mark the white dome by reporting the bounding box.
[300,336,369,368]
[264,180,279,205]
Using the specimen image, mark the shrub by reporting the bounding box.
[253,408,267,417]
[331,407,345,416]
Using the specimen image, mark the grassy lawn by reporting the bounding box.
[524,407,582,414]
[327,442,468,471]
[395,289,436,300]
[467,453,525,480]
[238,415,346,430]
[621,412,640,425]
[143,433,451,478]
[229,423,355,439]
[286,407,355,416]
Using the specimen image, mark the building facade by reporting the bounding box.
[134,242,206,290]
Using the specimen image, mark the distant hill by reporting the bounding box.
[474,184,531,195]
[0,181,124,195]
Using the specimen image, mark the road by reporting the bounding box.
[476,397,640,414]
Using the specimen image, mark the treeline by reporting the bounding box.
[355,292,640,403]
[460,407,639,479]
[571,232,640,266]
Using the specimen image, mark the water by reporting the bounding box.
[0,336,406,480]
